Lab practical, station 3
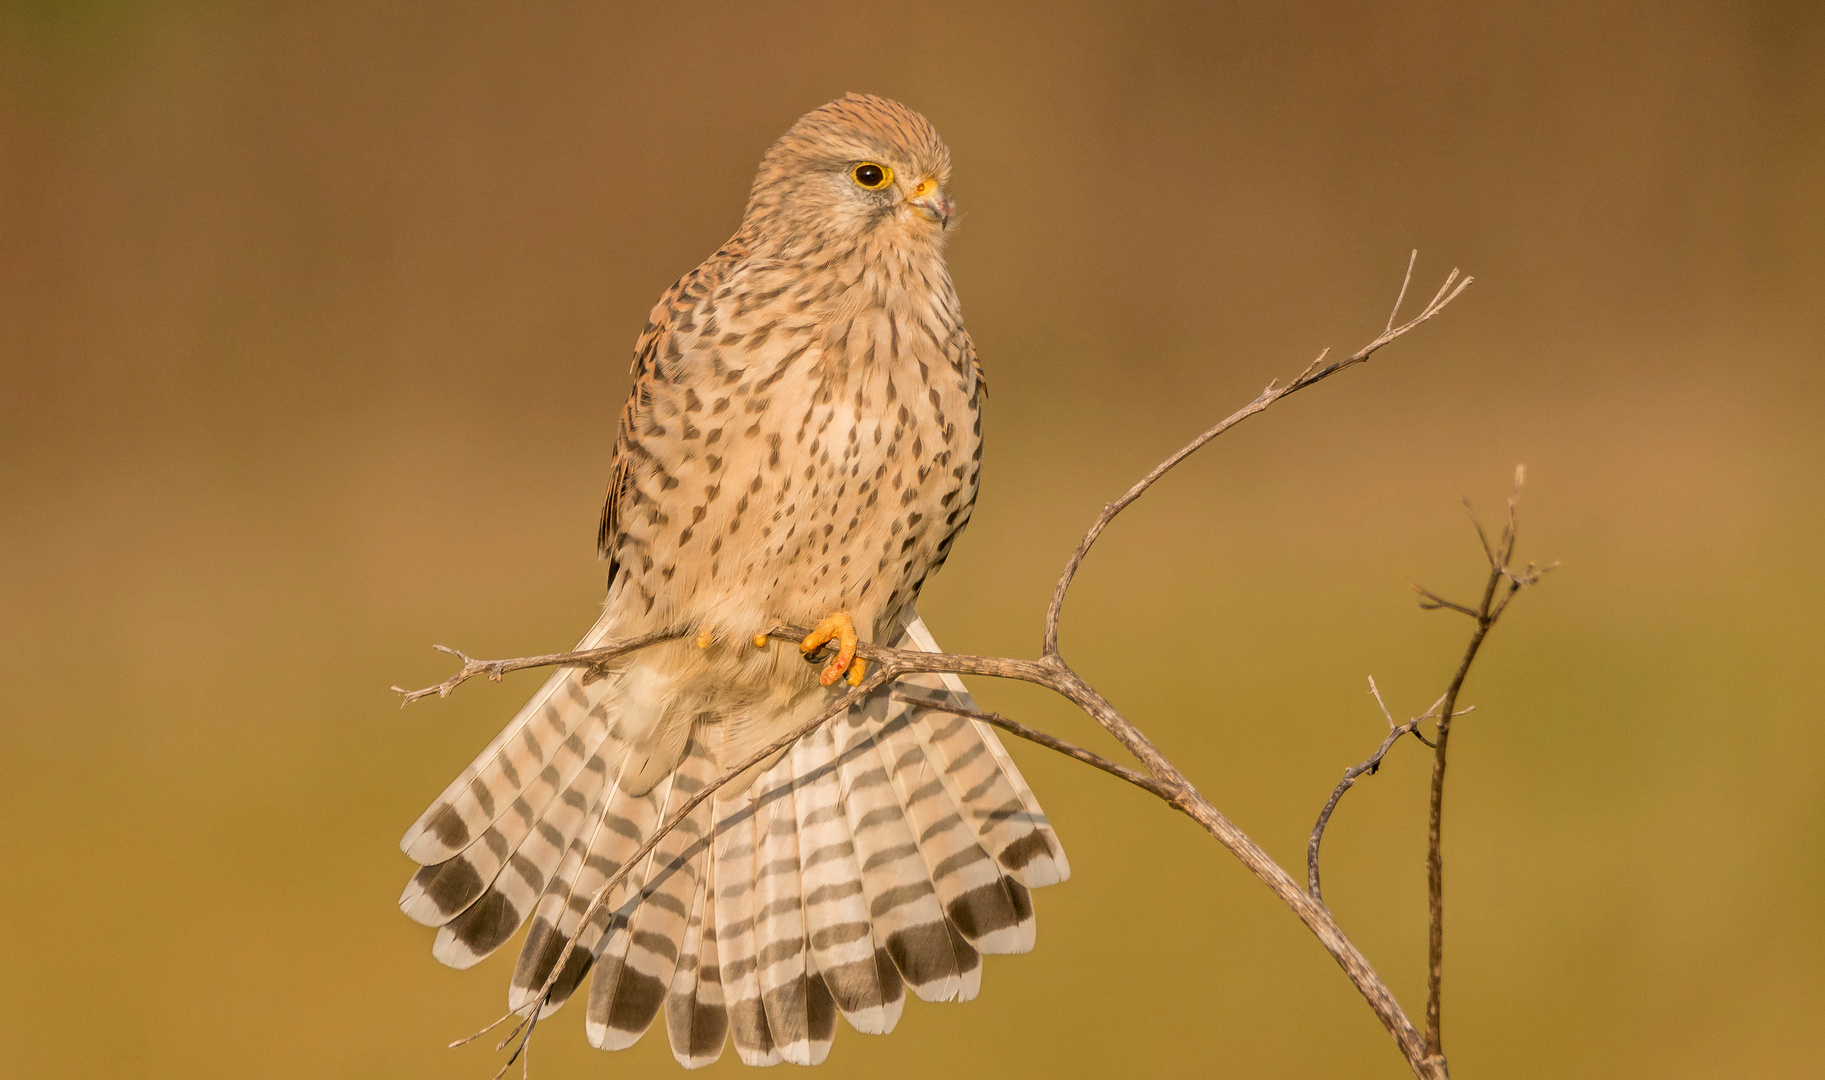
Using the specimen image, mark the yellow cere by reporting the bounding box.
[910,177,935,200]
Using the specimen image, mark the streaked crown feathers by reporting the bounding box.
[742,94,953,243]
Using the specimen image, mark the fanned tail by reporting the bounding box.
[400,606,1067,1067]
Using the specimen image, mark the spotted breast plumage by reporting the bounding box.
[399,94,1069,1067]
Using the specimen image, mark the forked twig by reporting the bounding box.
[1414,466,1554,1059]
[1043,252,1471,657]
[1306,685,1467,903]
[392,630,685,705]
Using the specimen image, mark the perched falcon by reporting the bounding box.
[398,94,1069,1068]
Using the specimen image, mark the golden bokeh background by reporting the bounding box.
[3,2,1821,1077]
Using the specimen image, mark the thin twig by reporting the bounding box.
[1371,678,1401,728]
[1386,249,1419,334]
[1418,465,1550,1062]
[1306,686,1470,903]
[1411,586,1481,618]
[447,1007,520,1050]
[891,693,1181,801]
[483,1005,537,1080]
[392,629,685,706]
[1043,258,1471,658]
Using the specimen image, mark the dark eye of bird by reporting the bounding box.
[852,162,890,190]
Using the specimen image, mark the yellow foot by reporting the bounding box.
[695,628,715,649]
[800,612,866,687]
[751,633,770,648]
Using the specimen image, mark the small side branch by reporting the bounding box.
[391,629,685,706]
[1416,466,1555,1060]
[1043,255,1472,657]
[1306,682,1466,903]
[891,693,1181,802]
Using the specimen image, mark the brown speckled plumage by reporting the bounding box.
[603,93,980,651]
[399,95,1066,1068]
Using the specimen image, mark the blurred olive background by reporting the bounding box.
[3,2,1822,1077]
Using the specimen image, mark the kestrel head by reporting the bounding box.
[743,93,955,251]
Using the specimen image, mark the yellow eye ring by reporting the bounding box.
[851,161,893,190]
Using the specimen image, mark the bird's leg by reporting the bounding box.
[800,612,865,687]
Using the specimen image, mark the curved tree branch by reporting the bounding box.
[399,256,1504,1080]
[1042,252,1471,658]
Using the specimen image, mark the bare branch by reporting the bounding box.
[1422,466,1550,1060]
[1310,719,1424,903]
[1386,250,1419,334]
[1370,676,1398,728]
[391,629,685,706]
[1411,585,1481,618]
[1044,256,1472,658]
[1307,684,1472,903]
[891,693,1181,802]
[448,1008,520,1050]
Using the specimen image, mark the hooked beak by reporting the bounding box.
[905,177,954,230]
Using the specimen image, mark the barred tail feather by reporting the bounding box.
[895,613,1070,889]
[400,612,619,865]
[830,693,973,1003]
[664,854,728,1068]
[872,704,1001,984]
[507,757,621,1013]
[586,730,717,1050]
[751,750,823,1066]
[713,783,783,1066]
[531,762,671,1015]
[401,606,1067,1066]
[398,703,615,931]
[791,722,905,1036]
[509,744,670,1014]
